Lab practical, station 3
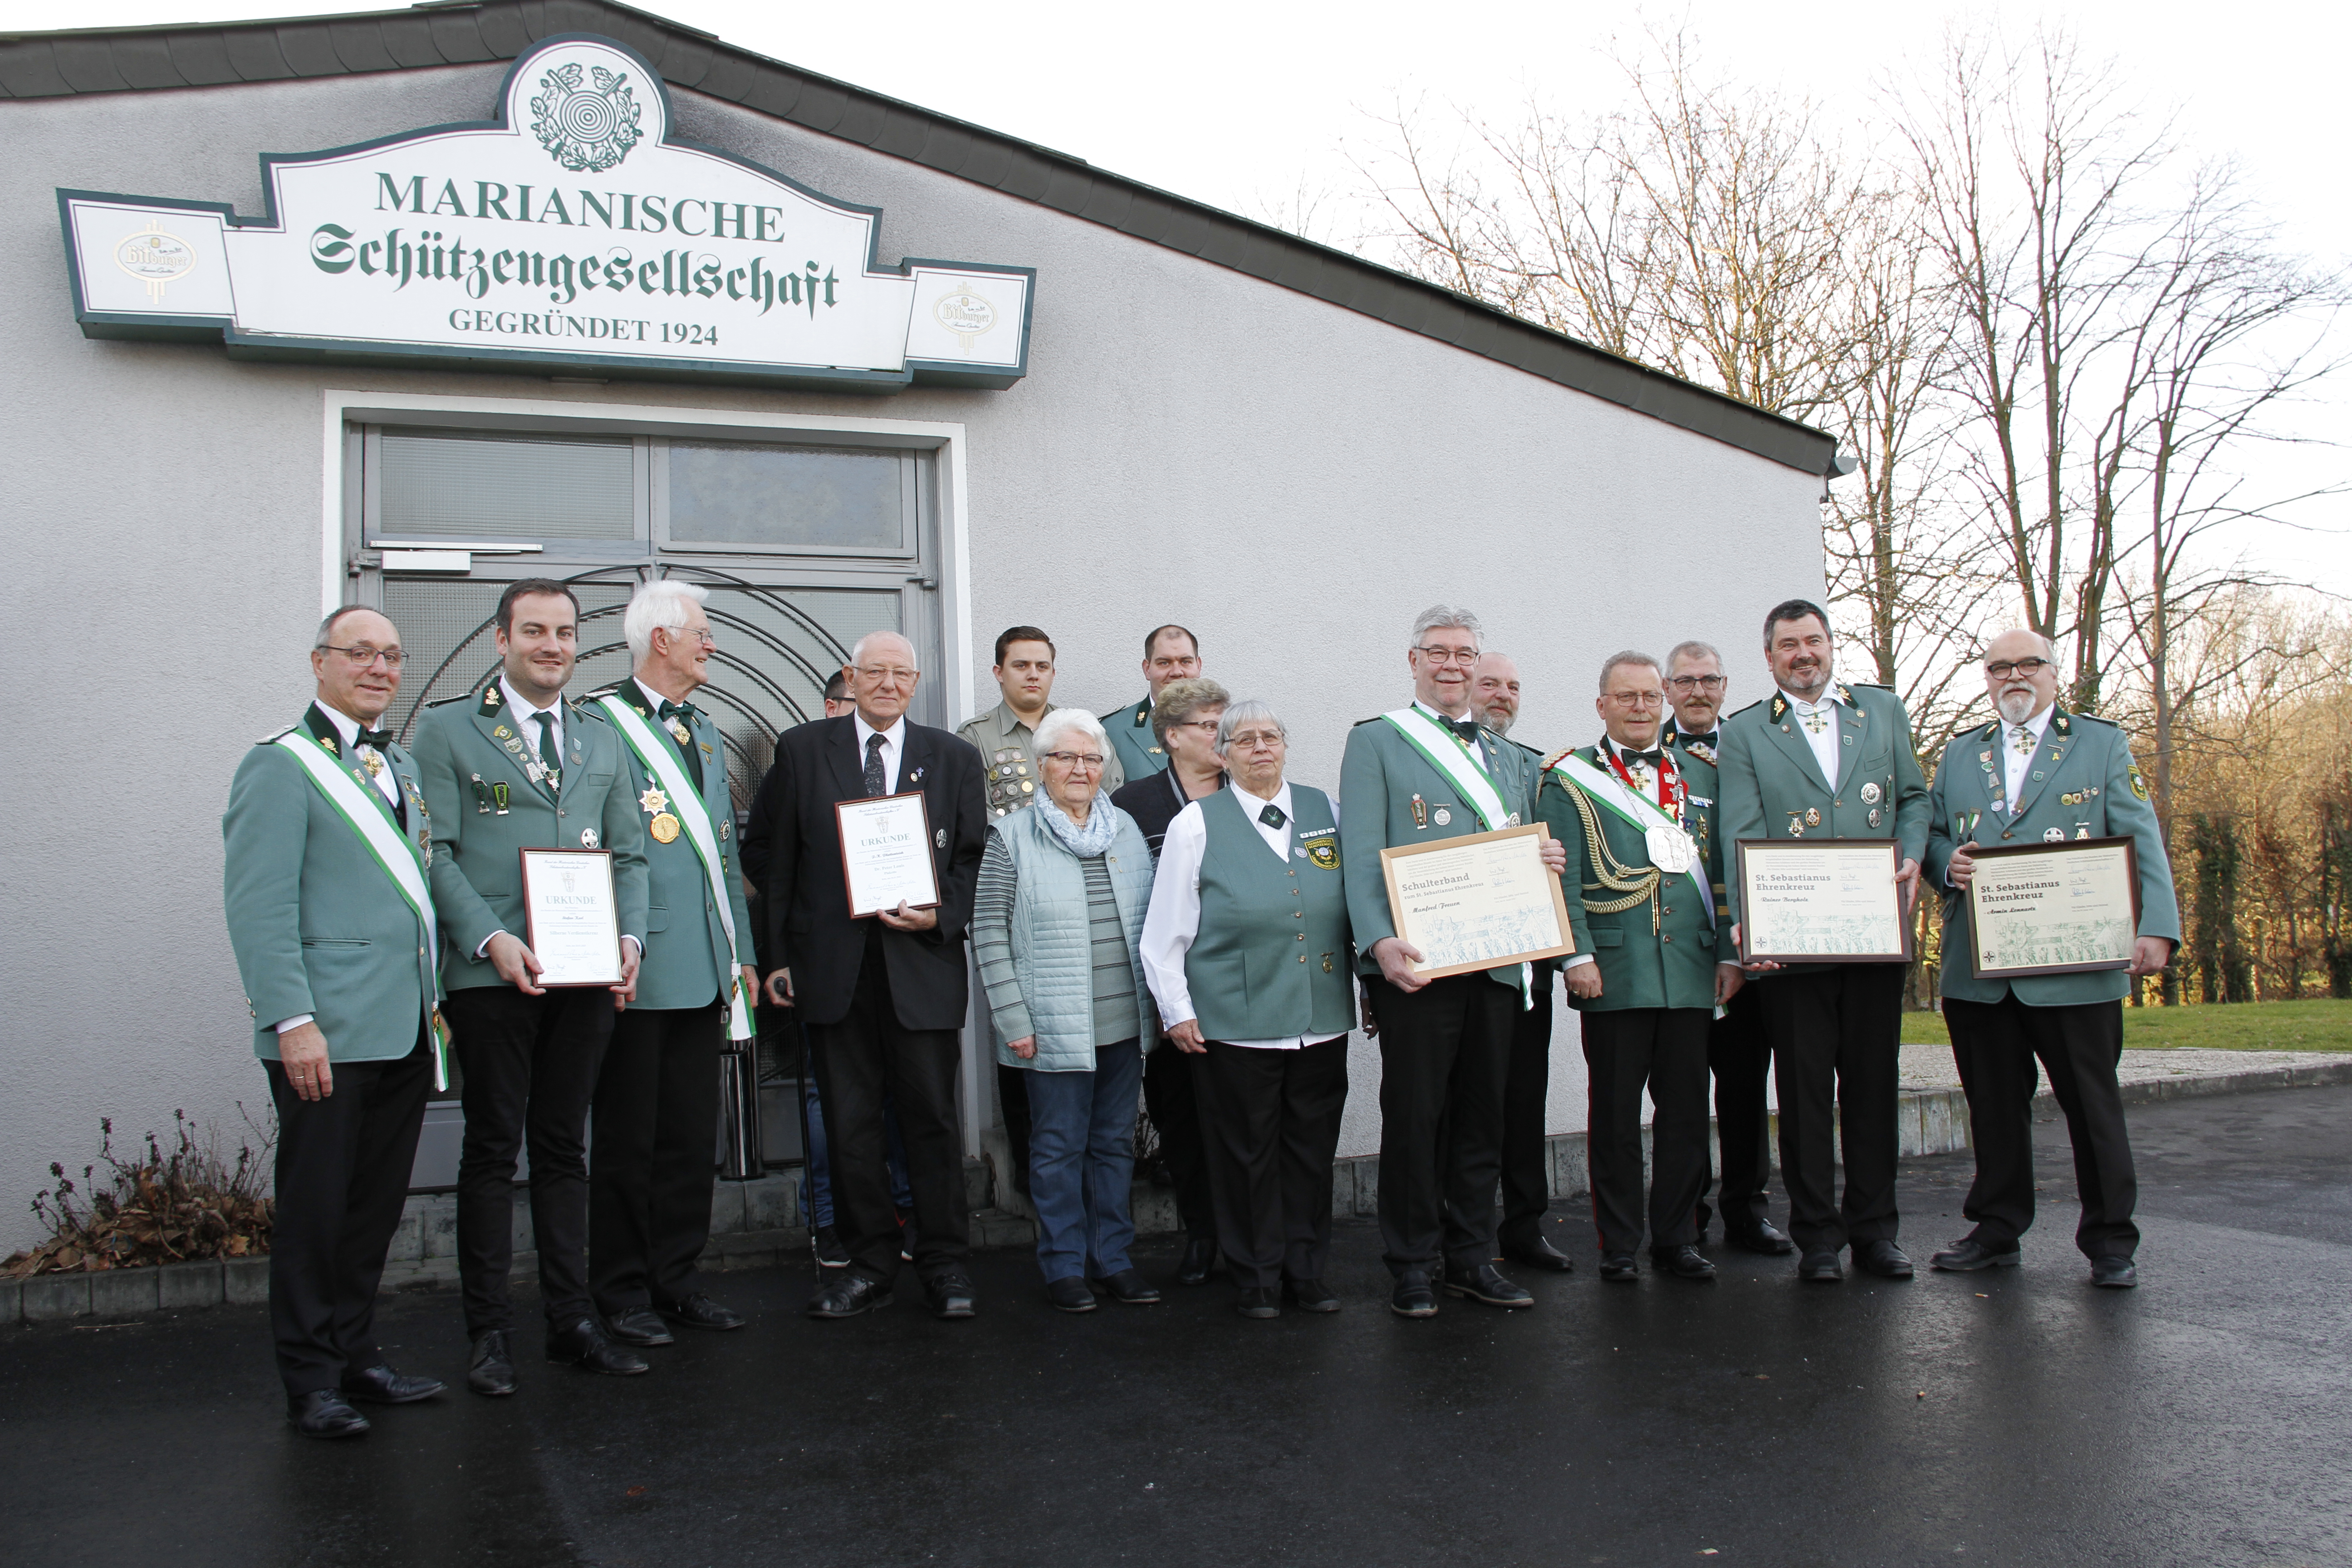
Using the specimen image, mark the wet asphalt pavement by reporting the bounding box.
[5,1084,2347,1568]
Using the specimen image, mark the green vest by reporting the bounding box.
[1186,786,1355,1041]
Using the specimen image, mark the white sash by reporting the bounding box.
[1546,750,1714,926]
[1379,707,1531,1006]
[597,696,754,1041]
[273,734,449,1089]
[1379,707,1516,830]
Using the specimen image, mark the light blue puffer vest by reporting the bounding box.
[992,803,1157,1072]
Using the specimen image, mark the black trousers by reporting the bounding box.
[445,984,613,1336]
[805,929,970,1284]
[1581,1008,1713,1255]
[1753,965,1905,1255]
[1370,972,1516,1274]
[1146,1037,1215,1240]
[1700,982,1775,1232]
[1498,969,1556,1247]
[996,1061,1034,1199]
[1194,1037,1350,1289]
[589,1000,723,1315]
[1946,993,2138,1259]
[265,1035,432,1397]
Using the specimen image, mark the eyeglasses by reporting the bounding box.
[1603,691,1664,708]
[664,627,717,647]
[856,665,919,683]
[1986,658,2053,679]
[1666,675,1725,692]
[1226,730,1285,750]
[1414,646,1481,665]
[1170,718,1221,735]
[1041,751,1107,770]
[321,644,405,669]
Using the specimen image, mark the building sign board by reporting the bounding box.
[57,34,1033,391]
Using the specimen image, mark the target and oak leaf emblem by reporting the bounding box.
[531,63,643,172]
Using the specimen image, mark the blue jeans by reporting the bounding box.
[1021,1039,1143,1283]
[801,1073,913,1232]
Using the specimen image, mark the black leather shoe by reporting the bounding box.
[1282,1278,1341,1313]
[807,1274,893,1319]
[547,1316,650,1376]
[658,1293,745,1332]
[1653,1245,1718,1280]
[1598,1252,1639,1282]
[2090,1255,2138,1289]
[288,1388,371,1438]
[1798,1250,1843,1282]
[1853,1240,1915,1280]
[1390,1268,1438,1318]
[1177,1236,1220,1286]
[340,1363,446,1404]
[1501,1234,1577,1272]
[925,1272,978,1319]
[811,1226,850,1269]
[1235,1286,1281,1319]
[467,1331,518,1397]
[1047,1277,1097,1313]
[1931,1237,2022,1272]
[604,1307,675,1347]
[1090,1268,1163,1305]
[1726,1218,1799,1256]
[1443,1263,1534,1308]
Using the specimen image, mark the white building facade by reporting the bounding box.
[0,3,1837,1252]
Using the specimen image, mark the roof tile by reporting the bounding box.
[52,37,132,93]
[0,39,72,97]
[108,34,188,90]
[270,23,349,79]
[161,29,239,87]
[325,19,398,75]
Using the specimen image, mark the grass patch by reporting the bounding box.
[1901,996,2352,1052]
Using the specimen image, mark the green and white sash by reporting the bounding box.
[1380,706,1532,1007]
[273,734,449,1089]
[1546,749,1713,926]
[597,696,755,1041]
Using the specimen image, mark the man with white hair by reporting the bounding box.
[753,628,990,1319]
[583,579,761,1344]
[1921,628,2179,1289]
[1340,606,1568,1318]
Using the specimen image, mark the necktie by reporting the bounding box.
[864,732,888,797]
[534,712,561,785]
[1259,802,1287,830]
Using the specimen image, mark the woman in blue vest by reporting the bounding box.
[1141,700,1354,1318]
[972,707,1161,1313]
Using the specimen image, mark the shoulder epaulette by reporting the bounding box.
[254,725,298,746]
[583,683,622,701]
[2069,710,2119,729]
[422,693,473,707]
[1539,747,1578,771]
[1352,715,1384,728]
[1720,699,1766,723]
[1848,680,1894,691]
[1504,736,1542,759]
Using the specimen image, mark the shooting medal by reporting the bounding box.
[649,812,681,844]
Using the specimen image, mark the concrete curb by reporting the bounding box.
[8,1056,2345,1324]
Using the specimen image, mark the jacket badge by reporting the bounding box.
[1303,832,1340,870]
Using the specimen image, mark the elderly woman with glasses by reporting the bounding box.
[1141,700,1353,1318]
[973,708,1161,1312]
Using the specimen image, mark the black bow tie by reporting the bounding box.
[355,726,392,750]
[1679,730,1717,750]
[657,699,695,721]
[1259,802,1288,830]
[1619,747,1663,767]
[1442,716,1480,744]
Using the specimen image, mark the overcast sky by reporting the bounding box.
[11,0,2346,586]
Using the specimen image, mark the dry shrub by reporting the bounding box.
[4,1109,275,1277]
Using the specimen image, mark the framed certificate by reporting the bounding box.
[1379,824,1577,981]
[1736,839,1911,963]
[518,848,625,987]
[837,792,943,918]
[1966,836,2141,980]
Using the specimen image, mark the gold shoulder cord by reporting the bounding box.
[1559,779,1664,933]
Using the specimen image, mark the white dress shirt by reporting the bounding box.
[1141,781,1343,1051]
[2001,703,2055,812]
[1780,684,1846,788]
[853,710,906,794]
[501,674,564,768]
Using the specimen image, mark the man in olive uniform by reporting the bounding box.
[584,580,761,1346]
[412,579,651,1392]
[224,606,446,1438]
[1340,606,1567,1317]
[1539,652,1743,1281]
[1716,598,1929,1282]
[1472,652,1575,1273]
[958,624,1125,818]
[1664,639,1794,1256]
[1923,630,2180,1289]
[1101,624,1204,780]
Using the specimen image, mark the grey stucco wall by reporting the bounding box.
[0,66,1823,1251]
